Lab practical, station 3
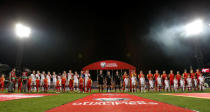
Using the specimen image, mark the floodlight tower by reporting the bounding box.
[15,23,31,74]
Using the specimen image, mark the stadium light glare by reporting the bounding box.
[15,23,31,38]
[184,19,203,36]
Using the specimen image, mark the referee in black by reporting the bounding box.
[106,71,112,93]
[114,71,121,92]
[97,70,104,92]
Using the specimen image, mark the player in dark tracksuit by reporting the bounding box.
[97,70,104,92]
[114,71,121,92]
[106,71,112,93]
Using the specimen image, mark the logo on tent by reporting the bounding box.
[100,62,106,68]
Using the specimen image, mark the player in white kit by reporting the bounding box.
[124,75,129,92]
[36,71,41,80]
[47,72,51,89]
[52,72,57,91]
[164,77,170,92]
[139,75,146,93]
[187,75,192,91]
[157,75,162,92]
[149,79,154,92]
[180,77,185,92]
[84,70,90,92]
[198,73,205,91]
[131,74,137,92]
[174,78,178,92]
[73,71,79,91]
[193,78,198,91]
[31,70,36,92]
[40,71,45,91]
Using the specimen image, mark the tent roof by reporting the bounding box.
[82,60,136,71]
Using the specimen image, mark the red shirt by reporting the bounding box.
[22,72,28,80]
[154,73,159,80]
[169,74,174,80]
[0,77,4,84]
[28,78,32,85]
[183,73,189,79]
[10,72,16,81]
[18,78,22,84]
[162,74,167,80]
[176,74,181,80]
[36,79,40,86]
[123,74,127,80]
[138,74,144,78]
[147,74,153,80]
[61,78,66,85]
[87,79,92,86]
[190,73,195,79]
[196,72,201,79]
[79,78,83,85]
[69,79,73,85]
[44,78,48,85]
[56,80,60,86]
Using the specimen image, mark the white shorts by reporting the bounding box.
[132,81,136,86]
[32,80,36,85]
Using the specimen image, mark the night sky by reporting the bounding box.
[0,1,210,73]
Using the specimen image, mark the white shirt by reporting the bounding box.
[68,73,73,80]
[41,74,45,80]
[35,74,40,80]
[85,73,90,81]
[174,79,178,86]
[31,74,36,81]
[157,77,162,85]
[180,79,184,86]
[140,77,145,84]
[131,76,136,82]
[47,75,51,82]
[74,75,79,82]
[199,76,204,84]
[187,78,192,84]
[53,75,57,82]
[165,80,169,87]
[149,80,153,87]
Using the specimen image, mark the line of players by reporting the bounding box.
[3,68,92,93]
[97,69,205,93]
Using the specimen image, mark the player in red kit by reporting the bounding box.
[183,69,189,90]
[161,71,167,90]
[17,77,22,93]
[36,77,40,92]
[56,77,60,93]
[61,75,66,92]
[0,74,5,92]
[44,76,48,93]
[176,71,181,90]
[28,76,32,92]
[190,69,196,91]
[147,70,153,91]
[138,70,144,92]
[69,77,74,92]
[79,76,84,92]
[86,76,92,93]
[169,70,174,91]
[196,69,201,85]
[154,70,160,91]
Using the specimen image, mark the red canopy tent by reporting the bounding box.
[82,60,136,72]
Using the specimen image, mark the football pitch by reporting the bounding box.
[0,89,210,112]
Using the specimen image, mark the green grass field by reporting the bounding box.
[0,89,210,112]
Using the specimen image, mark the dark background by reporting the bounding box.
[0,1,210,73]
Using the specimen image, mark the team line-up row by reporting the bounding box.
[0,68,206,93]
